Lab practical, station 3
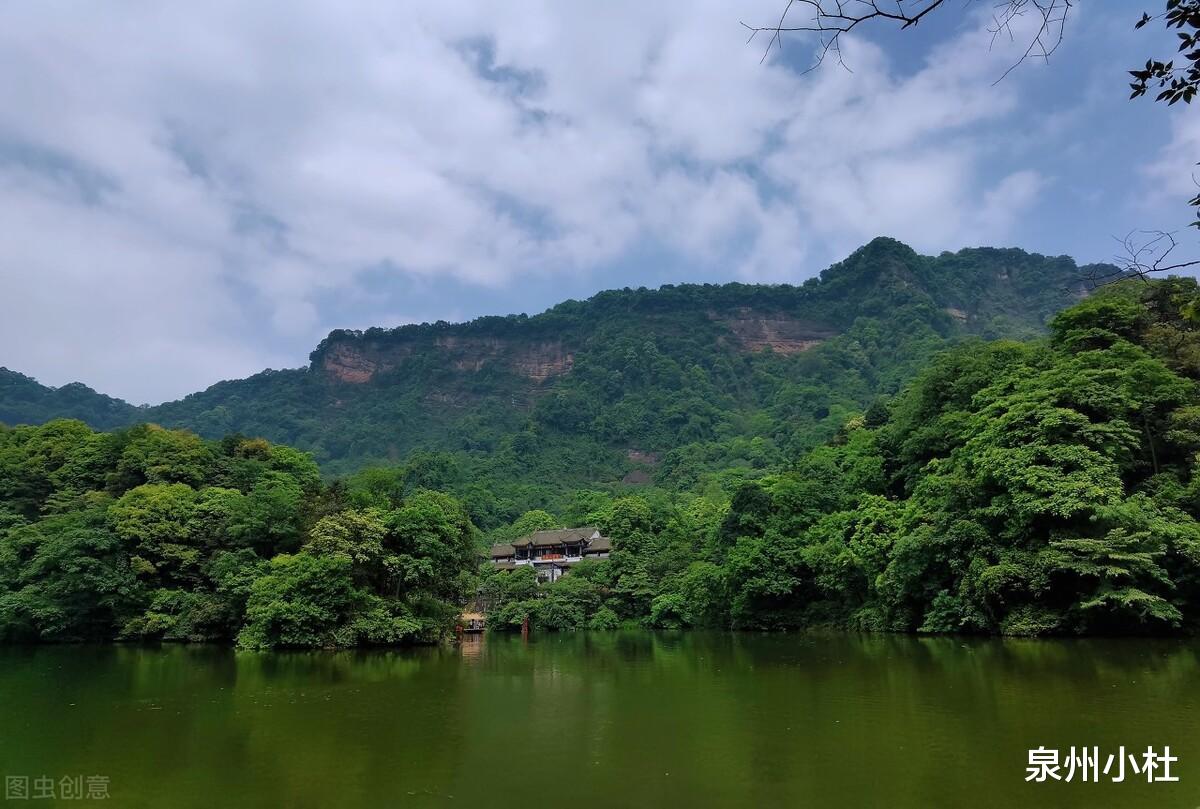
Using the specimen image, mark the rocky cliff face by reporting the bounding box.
[318,308,837,387]
[717,310,835,354]
[319,336,573,384]
[319,311,833,386]
[509,342,574,381]
[320,342,405,383]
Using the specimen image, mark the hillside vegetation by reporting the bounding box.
[4,278,1200,643]
[486,279,1200,636]
[0,239,1109,530]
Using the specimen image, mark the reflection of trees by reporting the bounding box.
[4,635,1200,806]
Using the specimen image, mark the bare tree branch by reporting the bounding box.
[1102,230,1200,286]
[987,0,1073,84]
[742,0,1073,78]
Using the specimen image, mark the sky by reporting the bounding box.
[0,0,1197,404]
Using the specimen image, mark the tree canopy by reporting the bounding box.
[0,423,478,648]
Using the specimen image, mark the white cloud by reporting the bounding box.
[0,0,1060,402]
[1145,113,1200,209]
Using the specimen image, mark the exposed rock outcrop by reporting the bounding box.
[321,342,392,383]
[319,337,572,384]
[513,342,574,382]
[717,310,836,355]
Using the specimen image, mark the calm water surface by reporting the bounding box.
[2,632,1198,808]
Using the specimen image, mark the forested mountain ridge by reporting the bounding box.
[1,239,1112,508]
[0,368,142,431]
[6,277,1195,645]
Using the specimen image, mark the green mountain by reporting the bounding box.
[0,238,1112,521]
[0,368,141,431]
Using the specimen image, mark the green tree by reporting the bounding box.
[0,508,140,641]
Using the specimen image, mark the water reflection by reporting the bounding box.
[0,633,1197,808]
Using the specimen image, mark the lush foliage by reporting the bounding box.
[0,424,477,647]
[11,243,1196,642]
[480,279,1200,636]
[1130,1,1200,227]
[0,369,140,431]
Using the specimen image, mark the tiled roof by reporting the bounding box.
[584,536,612,553]
[511,527,600,547]
[490,543,515,558]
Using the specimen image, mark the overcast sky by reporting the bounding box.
[1,1,1196,404]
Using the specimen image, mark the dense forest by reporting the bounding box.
[0,424,478,647]
[4,276,1200,644]
[2,240,1108,525]
[486,278,1200,636]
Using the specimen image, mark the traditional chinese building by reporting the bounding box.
[490,526,612,583]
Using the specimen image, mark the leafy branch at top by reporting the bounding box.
[1129,1,1200,106]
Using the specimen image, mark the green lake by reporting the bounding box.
[2,632,1198,808]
